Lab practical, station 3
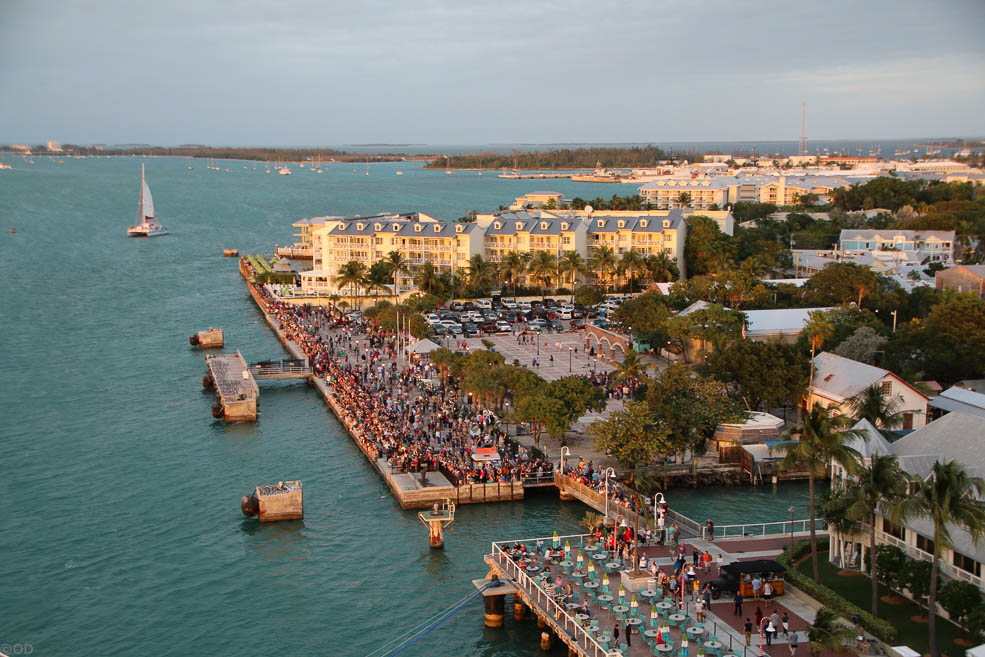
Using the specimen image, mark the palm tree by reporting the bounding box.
[807,608,860,657]
[588,246,618,293]
[644,253,677,283]
[893,461,985,657]
[676,192,692,209]
[844,454,906,617]
[846,384,910,430]
[610,348,650,387]
[804,310,835,411]
[364,261,392,303]
[776,405,863,583]
[559,250,587,299]
[466,253,496,294]
[386,251,411,290]
[619,249,645,294]
[500,250,528,301]
[528,250,556,299]
[414,262,441,295]
[333,260,367,306]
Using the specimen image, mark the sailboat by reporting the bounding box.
[127,164,168,237]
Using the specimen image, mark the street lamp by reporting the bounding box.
[604,467,616,520]
[504,401,511,436]
[560,445,571,474]
[568,346,574,372]
[789,505,796,554]
[593,358,597,373]
[891,309,898,333]
[652,491,666,528]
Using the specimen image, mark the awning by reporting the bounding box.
[471,446,502,462]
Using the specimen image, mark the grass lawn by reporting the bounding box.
[797,551,977,656]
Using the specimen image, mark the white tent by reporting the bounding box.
[405,338,440,355]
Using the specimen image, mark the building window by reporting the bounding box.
[882,517,905,540]
[953,552,982,577]
[563,237,571,245]
[880,381,892,396]
[916,534,935,555]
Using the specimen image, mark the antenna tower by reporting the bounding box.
[798,102,808,156]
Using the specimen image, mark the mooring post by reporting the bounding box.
[484,592,505,628]
[539,630,552,651]
[513,595,526,621]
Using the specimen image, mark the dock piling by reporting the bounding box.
[418,500,455,549]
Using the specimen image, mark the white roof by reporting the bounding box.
[929,386,985,419]
[718,412,784,431]
[406,338,441,355]
[744,307,833,337]
[677,300,710,316]
[812,352,890,403]
[847,418,893,459]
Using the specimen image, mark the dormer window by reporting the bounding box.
[640,219,648,228]
[561,222,569,230]
[374,223,382,231]
[663,220,670,228]
[356,223,365,231]
[392,223,400,231]
[597,220,604,228]
[494,222,502,230]
[516,222,523,231]
[541,222,548,230]
[617,220,625,228]
[455,224,463,233]
[433,224,442,233]
[414,224,422,232]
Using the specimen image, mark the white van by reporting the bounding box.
[475,299,492,310]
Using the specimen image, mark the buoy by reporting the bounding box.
[9,227,15,233]
[189,334,200,346]
[211,403,224,419]
[202,374,214,389]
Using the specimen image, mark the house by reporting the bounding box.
[742,307,834,343]
[810,352,930,429]
[936,264,985,297]
[839,229,956,264]
[929,386,985,420]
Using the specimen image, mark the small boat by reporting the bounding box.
[223,249,239,257]
[395,170,404,175]
[279,166,291,175]
[127,164,168,237]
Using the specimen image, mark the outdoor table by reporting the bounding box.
[559,560,574,569]
[655,601,673,610]
[613,605,629,614]
[640,589,657,599]
[598,633,612,643]
[626,617,642,627]
[656,644,674,653]
[584,581,599,589]
[605,562,622,570]
[686,626,704,636]
[593,552,608,560]
[577,613,590,621]
[570,571,586,579]
[526,563,541,571]
[704,641,723,650]
[644,629,661,638]
[598,594,614,603]
[566,602,580,609]
[668,613,686,623]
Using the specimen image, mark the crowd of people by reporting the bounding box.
[252,283,554,486]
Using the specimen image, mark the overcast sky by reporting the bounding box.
[1,0,983,146]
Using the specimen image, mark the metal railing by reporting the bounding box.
[713,518,826,539]
[876,530,984,588]
[490,539,620,657]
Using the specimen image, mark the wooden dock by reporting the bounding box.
[204,351,259,421]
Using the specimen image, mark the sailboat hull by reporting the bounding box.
[128,226,169,237]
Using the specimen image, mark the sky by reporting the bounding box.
[1,0,983,146]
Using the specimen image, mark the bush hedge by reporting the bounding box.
[776,538,898,643]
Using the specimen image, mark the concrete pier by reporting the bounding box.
[190,327,224,348]
[241,481,303,522]
[204,351,259,421]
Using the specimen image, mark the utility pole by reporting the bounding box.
[798,102,808,156]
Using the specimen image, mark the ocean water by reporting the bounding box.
[0,156,816,657]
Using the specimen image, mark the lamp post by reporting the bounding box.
[568,346,574,372]
[789,505,796,555]
[604,467,616,520]
[593,358,597,373]
[891,309,898,333]
[653,491,666,528]
[504,401,511,436]
[560,445,570,474]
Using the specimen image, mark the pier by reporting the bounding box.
[204,351,259,421]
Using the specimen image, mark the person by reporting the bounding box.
[789,629,799,656]
[625,621,632,647]
[733,591,743,616]
[717,553,724,574]
[771,611,781,639]
[692,547,700,567]
[755,606,763,629]
[744,618,752,646]
[612,622,620,642]
[702,551,713,572]
[782,611,790,637]
[751,575,762,600]
[695,597,706,622]
[705,518,714,539]
[765,619,775,646]
[763,580,773,606]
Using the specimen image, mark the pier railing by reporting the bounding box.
[490,538,621,657]
[713,518,827,539]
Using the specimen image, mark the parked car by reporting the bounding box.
[527,319,547,331]
[495,321,512,334]
[548,319,563,331]
[475,299,492,309]
[558,308,573,320]
[431,324,447,335]
[481,321,499,333]
[450,302,463,311]
[447,324,463,335]
[502,300,518,310]
[425,313,441,325]
[570,319,586,330]
[463,323,480,337]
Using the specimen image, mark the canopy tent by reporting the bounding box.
[405,338,440,355]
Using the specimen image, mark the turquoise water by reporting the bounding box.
[0,156,814,656]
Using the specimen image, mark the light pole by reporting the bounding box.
[891,309,898,333]
[789,505,796,555]
[604,467,616,520]
[593,358,597,373]
[568,346,574,372]
[560,445,570,474]
[504,401,511,436]
[653,491,666,528]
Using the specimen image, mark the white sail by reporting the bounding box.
[139,164,156,222]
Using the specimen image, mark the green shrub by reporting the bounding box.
[873,545,907,588]
[939,580,983,623]
[967,605,985,641]
[777,539,898,643]
[898,559,933,601]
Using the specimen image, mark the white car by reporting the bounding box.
[558,308,573,320]
[425,313,441,325]
[495,321,512,334]
[518,302,532,311]
[502,300,518,310]
[475,300,492,309]
[440,320,460,330]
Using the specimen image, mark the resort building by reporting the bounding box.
[482,212,589,264]
[936,264,985,297]
[637,178,732,211]
[809,352,930,430]
[301,212,484,294]
[829,411,985,594]
[638,174,860,210]
[839,229,956,264]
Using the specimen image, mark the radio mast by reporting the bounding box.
[798,102,808,156]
